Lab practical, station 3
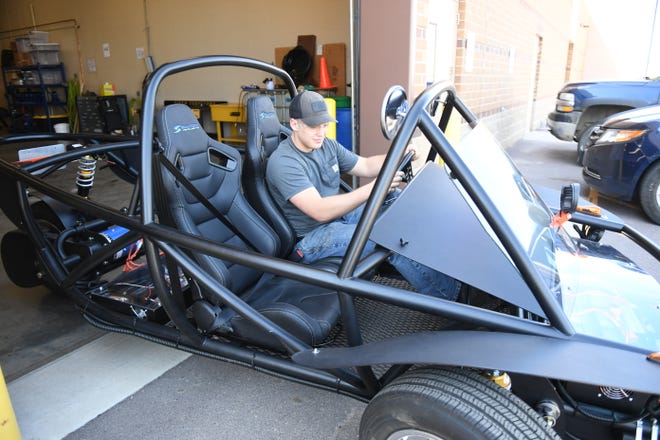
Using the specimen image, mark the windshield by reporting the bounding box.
[454,123,660,351]
[453,123,569,299]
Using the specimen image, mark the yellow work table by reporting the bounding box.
[209,103,246,144]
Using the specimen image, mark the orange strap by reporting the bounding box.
[550,211,571,228]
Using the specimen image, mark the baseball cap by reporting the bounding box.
[289,91,337,126]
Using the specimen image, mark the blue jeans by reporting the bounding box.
[294,193,460,300]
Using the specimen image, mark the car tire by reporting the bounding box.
[639,161,660,225]
[359,367,561,440]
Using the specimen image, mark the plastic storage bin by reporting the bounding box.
[15,37,31,53]
[40,69,63,85]
[31,42,60,51]
[336,107,352,150]
[333,96,352,149]
[30,50,60,65]
[28,30,49,45]
[30,43,60,65]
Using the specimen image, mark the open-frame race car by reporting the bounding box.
[0,56,659,440]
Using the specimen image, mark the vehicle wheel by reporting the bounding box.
[639,162,660,224]
[359,367,560,440]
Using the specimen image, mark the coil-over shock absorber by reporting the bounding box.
[76,154,97,197]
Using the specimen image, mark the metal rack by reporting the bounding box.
[2,63,68,132]
[238,88,291,124]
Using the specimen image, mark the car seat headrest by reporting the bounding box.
[157,104,209,156]
[250,96,283,156]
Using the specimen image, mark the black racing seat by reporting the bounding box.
[243,95,296,257]
[155,103,340,350]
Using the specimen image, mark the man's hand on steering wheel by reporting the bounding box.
[397,147,417,184]
[389,171,404,193]
[405,146,418,161]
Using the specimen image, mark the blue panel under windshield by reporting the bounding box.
[557,240,660,352]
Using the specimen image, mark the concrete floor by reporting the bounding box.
[0,133,130,382]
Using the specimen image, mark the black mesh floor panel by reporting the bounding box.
[319,275,513,378]
[326,275,456,349]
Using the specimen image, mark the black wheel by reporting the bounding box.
[639,162,660,224]
[359,367,561,440]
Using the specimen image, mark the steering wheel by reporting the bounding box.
[397,150,415,183]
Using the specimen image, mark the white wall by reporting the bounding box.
[582,0,660,80]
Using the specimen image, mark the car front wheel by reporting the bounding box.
[639,162,660,225]
[359,367,561,440]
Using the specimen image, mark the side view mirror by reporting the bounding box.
[380,85,408,140]
[560,183,579,213]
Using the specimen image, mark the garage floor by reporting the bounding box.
[0,270,103,382]
[0,131,124,382]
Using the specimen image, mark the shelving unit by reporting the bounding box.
[239,88,291,124]
[2,63,68,133]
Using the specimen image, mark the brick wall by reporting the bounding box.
[413,0,431,97]
[411,0,584,147]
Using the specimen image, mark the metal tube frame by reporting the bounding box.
[10,57,660,401]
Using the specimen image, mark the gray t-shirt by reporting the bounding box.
[266,137,359,236]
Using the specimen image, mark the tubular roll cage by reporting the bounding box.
[2,56,656,400]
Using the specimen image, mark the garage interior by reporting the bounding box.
[0,0,444,382]
[0,0,351,378]
[1,4,353,137]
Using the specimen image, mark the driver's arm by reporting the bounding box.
[349,147,418,178]
[289,181,376,223]
[290,147,415,223]
[349,154,387,178]
[290,171,404,222]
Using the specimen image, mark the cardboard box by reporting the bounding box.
[297,35,316,84]
[323,43,347,96]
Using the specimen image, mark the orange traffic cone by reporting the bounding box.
[318,56,333,89]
